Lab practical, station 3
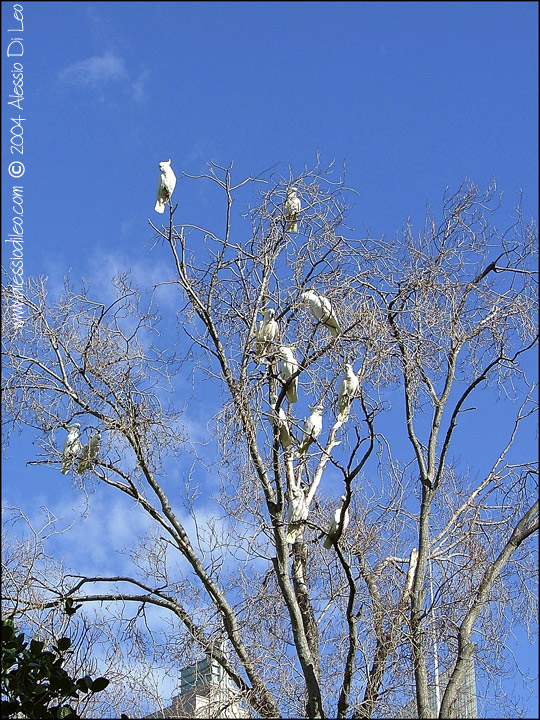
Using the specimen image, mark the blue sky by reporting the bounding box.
[2,1,538,717]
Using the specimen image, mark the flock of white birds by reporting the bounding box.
[59,161,353,552]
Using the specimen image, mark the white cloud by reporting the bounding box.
[59,52,128,85]
[58,52,147,102]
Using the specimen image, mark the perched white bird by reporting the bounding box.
[154,158,177,213]
[297,405,323,456]
[301,290,341,337]
[77,431,101,474]
[278,345,299,404]
[287,483,309,544]
[337,364,359,422]
[284,186,301,233]
[61,423,81,475]
[255,308,278,361]
[323,495,350,549]
[269,405,292,448]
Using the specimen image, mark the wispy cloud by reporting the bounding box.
[58,52,147,102]
[58,52,127,85]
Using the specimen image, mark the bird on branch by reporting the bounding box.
[61,423,82,475]
[255,308,278,361]
[323,495,350,549]
[269,404,292,449]
[301,290,341,337]
[154,158,177,213]
[278,345,299,404]
[284,186,301,233]
[77,431,101,474]
[287,482,309,544]
[297,405,323,456]
[337,364,359,422]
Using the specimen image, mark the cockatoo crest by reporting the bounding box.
[154,158,177,214]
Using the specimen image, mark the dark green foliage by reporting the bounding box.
[63,599,82,618]
[1,617,110,719]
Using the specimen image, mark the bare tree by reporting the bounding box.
[1,506,165,718]
[2,161,538,719]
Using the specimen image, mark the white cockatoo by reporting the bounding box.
[154,158,177,213]
[255,308,278,361]
[323,495,350,549]
[278,345,299,404]
[301,290,341,337]
[269,405,292,448]
[77,431,101,474]
[61,423,81,475]
[287,483,309,544]
[297,405,323,456]
[337,364,359,422]
[284,186,301,232]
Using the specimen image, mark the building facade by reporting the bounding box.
[396,659,478,719]
[147,657,247,719]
